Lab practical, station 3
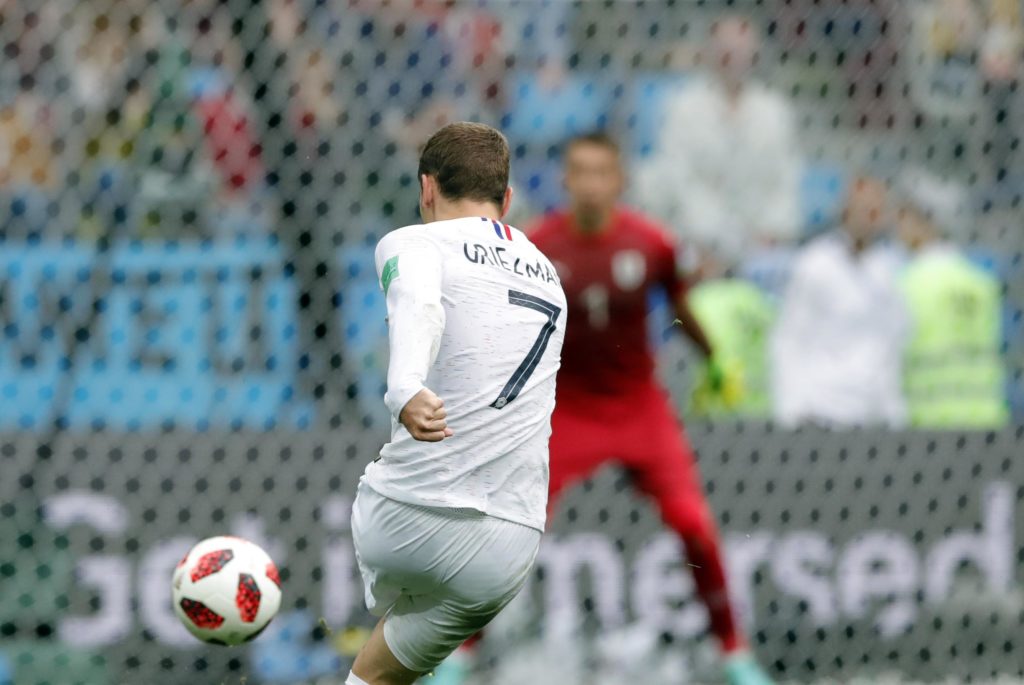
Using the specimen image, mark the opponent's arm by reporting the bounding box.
[663,235,727,392]
[672,292,713,360]
[661,232,714,359]
[376,232,453,442]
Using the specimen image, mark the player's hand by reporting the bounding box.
[399,388,454,442]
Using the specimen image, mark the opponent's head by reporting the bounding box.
[563,132,624,232]
[418,122,512,222]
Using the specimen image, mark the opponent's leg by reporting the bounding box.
[349,618,423,685]
[626,389,772,684]
[547,397,619,514]
[656,492,743,653]
[643,476,775,684]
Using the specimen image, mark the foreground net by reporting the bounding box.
[0,1,1021,683]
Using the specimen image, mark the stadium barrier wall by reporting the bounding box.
[2,428,1021,683]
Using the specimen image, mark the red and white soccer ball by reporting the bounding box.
[172,536,282,646]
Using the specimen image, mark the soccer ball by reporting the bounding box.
[172,536,282,645]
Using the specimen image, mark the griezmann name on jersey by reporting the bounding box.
[366,217,567,532]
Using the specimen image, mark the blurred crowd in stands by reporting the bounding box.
[0,0,1020,428]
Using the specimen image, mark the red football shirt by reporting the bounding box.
[530,207,687,397]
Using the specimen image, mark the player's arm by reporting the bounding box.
[376,231,453,442]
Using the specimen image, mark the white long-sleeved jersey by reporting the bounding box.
[770,233,909,428]
[363,216,567,531]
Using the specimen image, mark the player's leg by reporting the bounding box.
[349,618,422,685]
[382,514,540,683]
[424,397,615,683]
[625,389,772,684]
[350,484,540,685]
[639,466,743,653]
[425,398,615,684]
[349,485,429,684]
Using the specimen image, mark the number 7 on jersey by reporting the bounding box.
[491,290,562,409]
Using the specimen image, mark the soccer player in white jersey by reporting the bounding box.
[346,122,567,685]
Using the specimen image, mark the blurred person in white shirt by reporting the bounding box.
[638,14,803,263]
[770,176,909,428]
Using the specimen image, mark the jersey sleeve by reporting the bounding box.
[375,229,446,420]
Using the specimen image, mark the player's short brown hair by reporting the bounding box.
[565,131,621,158]
[418,122,510,209]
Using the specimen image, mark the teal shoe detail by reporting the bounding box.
[724,652,774,685]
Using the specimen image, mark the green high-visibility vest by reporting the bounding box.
[901,249,1008,428]
[688,279,774,418]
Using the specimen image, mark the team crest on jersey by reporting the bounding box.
[612,250,646,290]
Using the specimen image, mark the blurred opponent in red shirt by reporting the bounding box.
[529,132,773,685]
[531,206,686,398]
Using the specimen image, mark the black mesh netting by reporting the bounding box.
[0,1,1022,684]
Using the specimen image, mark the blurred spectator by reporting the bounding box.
[0,91,55,190]
[186,8,265,203]
[777,0,905,129]
[771,176,909,428]
[57,2,154,240]
[0,89,56,241]
[126,6,216,240]
[907,0,1022,192]
[979,0,1023,191]
[896,169,1009,427]
[907,0,991,180]
[0,2,63,97]
[638,14,802,262]
[240,0,348,404]
[435,1,509,114]
[0,0,62,229]
[688,251,775,419]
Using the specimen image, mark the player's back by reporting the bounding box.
[365,216,567,531]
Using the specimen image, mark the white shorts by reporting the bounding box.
[350,482,541,673]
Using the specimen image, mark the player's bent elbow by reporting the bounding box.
[417,299,446,328]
